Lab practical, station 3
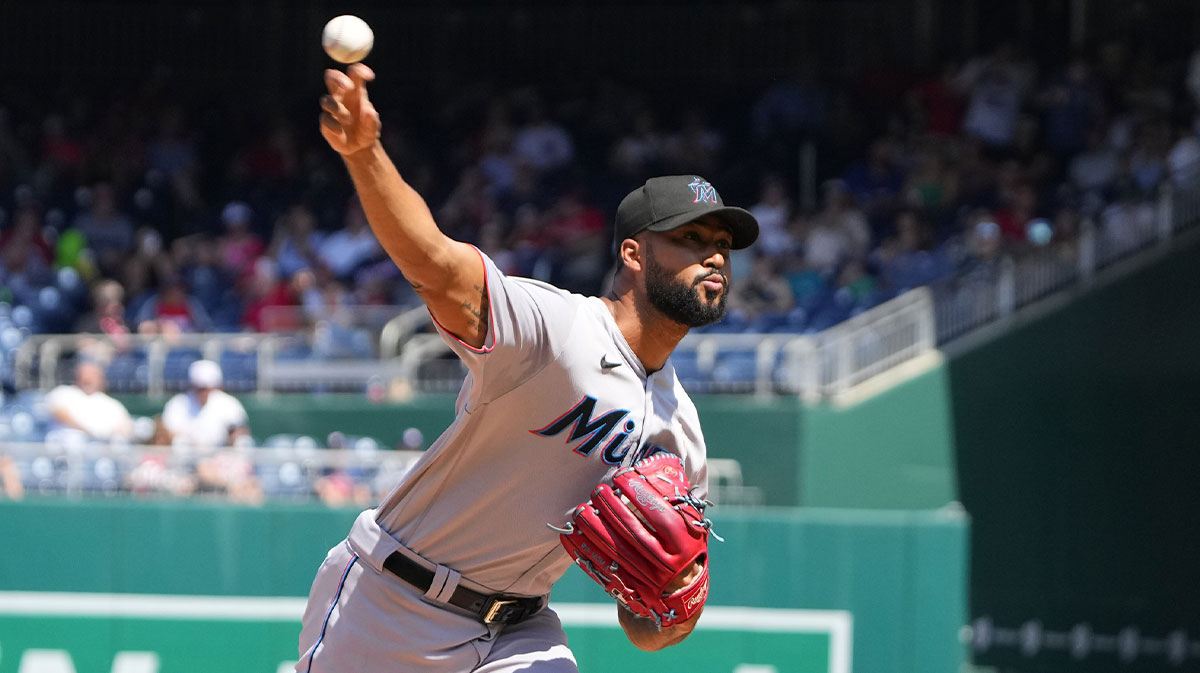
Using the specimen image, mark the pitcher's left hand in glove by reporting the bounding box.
[553,453,719,628]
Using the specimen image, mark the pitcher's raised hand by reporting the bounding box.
[320,63,380,156]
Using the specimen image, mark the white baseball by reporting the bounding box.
[322,15,374,64]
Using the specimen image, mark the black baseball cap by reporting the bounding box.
[614,175,759,250]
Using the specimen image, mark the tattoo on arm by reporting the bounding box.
[461,283,489,337]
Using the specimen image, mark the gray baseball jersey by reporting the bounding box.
[298,249,709,672]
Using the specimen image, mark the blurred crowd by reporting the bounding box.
[1,357,426,507]
[3,36,1200,505]
[1,38,1198,344]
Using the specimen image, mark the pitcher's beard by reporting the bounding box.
[644,249,728,328]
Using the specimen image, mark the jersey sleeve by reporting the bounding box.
[430,248,573,405]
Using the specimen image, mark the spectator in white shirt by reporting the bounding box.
[749,175,795,256]
[45,361,133,441]
[160,360,250,448]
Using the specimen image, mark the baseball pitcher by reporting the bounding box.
[297,63,758,672]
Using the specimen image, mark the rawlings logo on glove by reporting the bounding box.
[551,454,719,628]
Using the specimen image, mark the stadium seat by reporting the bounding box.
[163,348,204,391]
[702,312,748,334]
[219,351,258,392]
[670,350,702,387]
[748,311,790,333]
[105,349,150,393]
[711,350,759,389]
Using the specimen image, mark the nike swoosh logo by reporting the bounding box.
[600,355,622,370]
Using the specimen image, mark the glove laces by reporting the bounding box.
[670,485,724,543]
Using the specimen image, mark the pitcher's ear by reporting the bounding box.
[618,237,644,273]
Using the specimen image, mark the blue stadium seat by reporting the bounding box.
[275,341,315,361]
[105,349,149,393]
[806,305,852,332]
[219,351,258,392]
[163,348,203,391]
[208,289,245,332]
[748,311,790,333]
[187,267,227,314]
[670,350,702,387]
[701,312,748,334]
[765,307,809,333]
[711,350,758,388]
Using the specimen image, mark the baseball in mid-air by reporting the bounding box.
[322,15,374,64]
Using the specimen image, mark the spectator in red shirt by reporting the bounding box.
[134,274,213,334]
[0,206,54,264]
[240,257,298,332]
[217,201,265,286]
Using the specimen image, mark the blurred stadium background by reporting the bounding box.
[2,0,1200,671]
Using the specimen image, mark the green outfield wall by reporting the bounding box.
[947,236,1200,672]
[798,366,957,509]
[0,500,967,673]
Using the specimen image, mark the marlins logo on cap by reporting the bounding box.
[613,175,759,250]
[688,177,719,205]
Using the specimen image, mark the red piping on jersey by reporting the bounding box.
[428,245,496,354]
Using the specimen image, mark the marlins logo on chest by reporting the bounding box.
[531,395,664,466]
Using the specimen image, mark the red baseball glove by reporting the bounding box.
[553,453,719,627]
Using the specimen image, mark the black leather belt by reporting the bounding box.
[383,551,543,625]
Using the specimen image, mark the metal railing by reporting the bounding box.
[12,292,935,402]
[14,332,286,396]
[386,289,934,402]
[11,303,424,395]
[258,304,416,335]
[933,181,1200,344]
[804,287,936,398]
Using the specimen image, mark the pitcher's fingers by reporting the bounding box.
[319,112,346,139]
[347,63,376,85]
[343,64,375,114]
[320,95,350,123]
[324,69,354,95]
